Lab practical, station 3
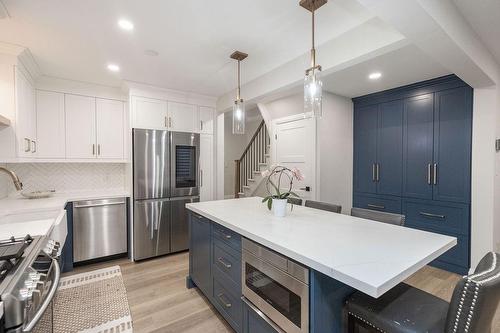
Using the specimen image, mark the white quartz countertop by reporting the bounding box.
[186,197,457,298]
[0,189,130,215]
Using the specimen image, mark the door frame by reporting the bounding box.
[271,113,319,201]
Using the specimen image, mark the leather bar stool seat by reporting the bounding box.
[345,252,500,333]
[304,200,342,213]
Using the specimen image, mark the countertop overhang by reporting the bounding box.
[187,197,457,298]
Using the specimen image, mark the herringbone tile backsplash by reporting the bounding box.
[1,163,126,196]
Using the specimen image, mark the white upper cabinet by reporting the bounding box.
[65,94,96,159]
[132,96,168,130]
[199,106,214,134]
[15,68,36,157]
[168,101,197,132]
[36,90,65,158]
[96,98,124,159]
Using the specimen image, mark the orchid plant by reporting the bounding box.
[261,165,304,210]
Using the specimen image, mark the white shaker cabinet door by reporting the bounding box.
[200,134,213,201]
[199,106,214,134]
[168,101,197,132]
[65,94,96,159]
[36,90,65,158]
[96,98,124,159]
[15,68,36,157]
[132,96,168,129]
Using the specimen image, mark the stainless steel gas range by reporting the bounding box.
[0,235,60,333]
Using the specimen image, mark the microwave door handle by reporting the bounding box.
[23,259,61,332]
[241,297,286,333]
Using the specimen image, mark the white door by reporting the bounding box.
[96,98,124,159]
[36,90,65,158]
[168,102,197,132]
[15,68,36,157]
[132,96,168,129]
[199,106,214,134]
[65,94,96,159]
[200,134,213,201]
[273,116,317,201]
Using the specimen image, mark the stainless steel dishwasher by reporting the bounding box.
[73,197,127,263]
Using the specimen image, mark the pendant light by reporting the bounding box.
[231,51,248,135]
[300,0,327,117]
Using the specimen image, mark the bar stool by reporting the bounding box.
[287,197,302,206]
[351,207,405,226]
[304,200,342,213]
[344,252,500,333]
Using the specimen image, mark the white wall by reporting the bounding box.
[262,92,354,213]
[495,86,500,253]
[471,86,500,268]
[224,111,263,198]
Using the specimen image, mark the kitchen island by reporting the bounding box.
[186,197,456,333]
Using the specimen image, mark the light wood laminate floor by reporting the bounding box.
[69,252,500,333]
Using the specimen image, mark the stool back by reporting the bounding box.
[304,200,342,213]
[445,252,500,332]
[287,197,302,206]
[351,207,405,226]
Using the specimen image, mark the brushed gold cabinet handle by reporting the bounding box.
[31,140,36,153]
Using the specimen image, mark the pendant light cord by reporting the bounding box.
[311,5,315,69]
[237,60,241,101]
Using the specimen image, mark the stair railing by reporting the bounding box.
[234,120,270,198]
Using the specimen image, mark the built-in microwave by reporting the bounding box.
[241,238,309,333]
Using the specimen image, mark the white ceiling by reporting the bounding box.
[322,44,451,98]
[453,0,500,67]
[0,0,375,97]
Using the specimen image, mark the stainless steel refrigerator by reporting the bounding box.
[133,129,200,260]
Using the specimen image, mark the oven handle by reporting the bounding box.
[23,258,60,332]
[241,296,285,333]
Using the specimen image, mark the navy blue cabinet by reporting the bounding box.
[242,299,280,333]
[433,87,472,203]
[403,94,434,200]
[189,212,212,297]
[353,75,472,274]
[353,101,403,197]
[377,100,403,196]
[353,104,378,194]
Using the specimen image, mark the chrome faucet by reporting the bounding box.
[0,166,23,191]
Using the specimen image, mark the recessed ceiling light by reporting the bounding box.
[118,19,134,31]
[107,64,120,72]
[368,72,382,80]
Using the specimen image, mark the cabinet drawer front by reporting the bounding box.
[213,276,242,330]
[213,239,241,286]
[213,224,241,251]
[403,200,469,235]
[353,194,402,214]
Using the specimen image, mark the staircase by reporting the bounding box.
[234,120,271,198]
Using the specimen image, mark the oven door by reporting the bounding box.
[170,132,200,197]
[23,258,60,333]
[242,251,309,333]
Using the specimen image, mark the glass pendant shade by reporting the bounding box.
[304,69,323,117]
[232,99,245,134]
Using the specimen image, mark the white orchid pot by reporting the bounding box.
[272,198,288,217]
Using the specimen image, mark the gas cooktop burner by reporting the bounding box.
[0,235,33,283]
